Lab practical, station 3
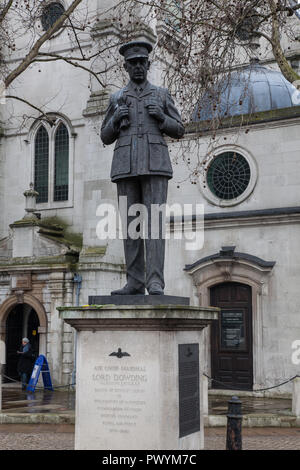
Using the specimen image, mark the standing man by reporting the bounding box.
[101,41,184,295]
[17,338,33,390]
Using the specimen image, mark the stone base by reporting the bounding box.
[59,305,218,450]
[88,294,190,306]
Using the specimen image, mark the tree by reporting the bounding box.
[1,0,300,137]
[0,0,125,123]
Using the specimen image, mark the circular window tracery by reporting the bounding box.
[198,147,257,207]
[206,152,251,200]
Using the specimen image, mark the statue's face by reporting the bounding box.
[124,57,150,84]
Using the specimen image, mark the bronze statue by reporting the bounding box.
[101,41,184,295]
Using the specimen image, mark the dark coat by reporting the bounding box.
[101,81,185,182]
[17,343,33,376]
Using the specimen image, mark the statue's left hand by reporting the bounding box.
[146,102,165,123]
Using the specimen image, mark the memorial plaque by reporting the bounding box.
[178,343,200,438]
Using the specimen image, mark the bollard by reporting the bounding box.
[226,396,242,450]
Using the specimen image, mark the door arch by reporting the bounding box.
[184,247,275,389]
[5,304,40,381]
[210,282,253,390]
[0,293,47,380]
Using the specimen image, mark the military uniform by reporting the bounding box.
[101,81,184,181]
[100,41,184,294]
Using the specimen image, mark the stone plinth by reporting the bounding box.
[88,294,190,306]
[59,305,218,450]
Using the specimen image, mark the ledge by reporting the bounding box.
[185,105,300,134]
[58,304,219,331]
[184,246,275,273]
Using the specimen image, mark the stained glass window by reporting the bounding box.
[54,123,69,201]
[207,152,251,200]
[34,126,49,203]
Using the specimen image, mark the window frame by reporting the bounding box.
[198,145,258,207]
[30,116,74,211]
[35,1,67,39]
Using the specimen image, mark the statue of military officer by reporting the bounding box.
[101,41,184,295]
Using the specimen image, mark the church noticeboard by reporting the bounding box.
[178,343,200,438]
[221,310,245,350]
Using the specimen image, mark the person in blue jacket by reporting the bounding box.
[17,338,33,390]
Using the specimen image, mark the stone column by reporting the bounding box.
[48,272,65,385]
[59,304,218,450]
[292,376,300,418]
[0,340,5,411]
[22,304,32,338]
[62,273,75,385]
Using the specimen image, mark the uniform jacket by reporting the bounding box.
[101,81,185,182]
[17,343,33,376]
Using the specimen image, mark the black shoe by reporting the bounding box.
[148,283,164,295]
[111,284,145,295]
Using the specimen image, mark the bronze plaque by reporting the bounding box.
[178,343,200,438]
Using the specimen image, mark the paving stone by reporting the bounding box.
[0,426,299,450]
[205,427,300,450]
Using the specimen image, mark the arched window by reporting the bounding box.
[34,126,49,204]
[33,118,72,207]
[54,123,69,201]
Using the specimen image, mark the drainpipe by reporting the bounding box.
[71,273,82,388]
[0,340,5,411]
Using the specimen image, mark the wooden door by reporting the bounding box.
[210,282,253,390]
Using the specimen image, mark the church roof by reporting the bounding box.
[193,60,300,121]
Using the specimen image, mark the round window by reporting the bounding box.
[41,2,65,31]
[206,151,251,200]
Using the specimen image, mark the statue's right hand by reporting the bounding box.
[112,105,129,125]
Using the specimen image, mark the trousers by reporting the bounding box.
[116,175,169,290]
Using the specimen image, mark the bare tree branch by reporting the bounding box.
[0,0,13,25]
[4,0,83,88]
[6,95,55,125]
[268,0,300,83]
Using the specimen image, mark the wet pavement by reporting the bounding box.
[0,384,299,450]
[209,395,293,416]
[1,384,75,414]
[0,425,299,450]
[0,383,293,416]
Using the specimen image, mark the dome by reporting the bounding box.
[193,60,300,121]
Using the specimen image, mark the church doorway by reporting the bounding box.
[5,304,39,382]
[210,282,253,390]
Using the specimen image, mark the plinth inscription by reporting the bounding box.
[178,343,200,438]
[92,364,148,435]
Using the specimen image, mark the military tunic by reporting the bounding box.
[101,80,185,181]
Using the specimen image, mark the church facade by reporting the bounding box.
[0,0,300,395]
